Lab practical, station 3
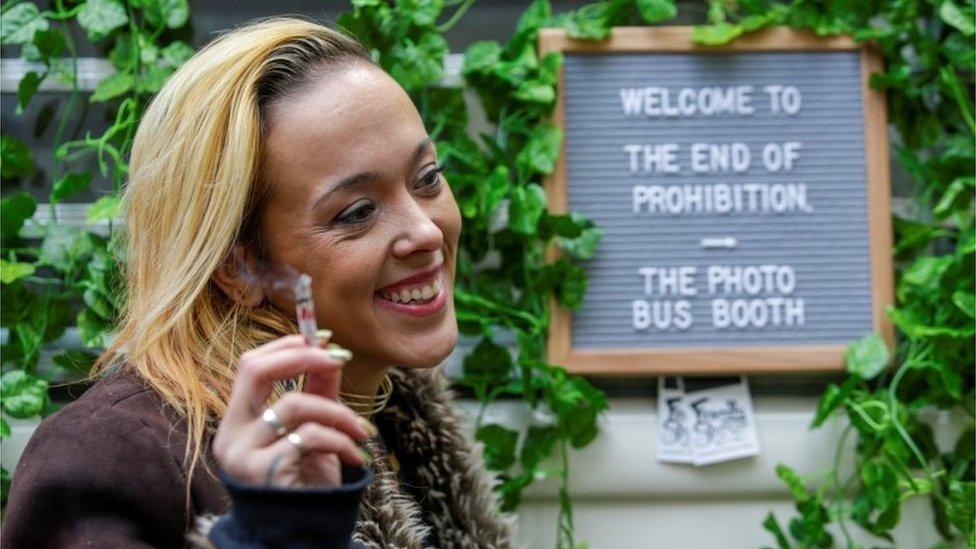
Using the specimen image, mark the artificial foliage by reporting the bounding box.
[690,1,975,547]
[0,1,973,548]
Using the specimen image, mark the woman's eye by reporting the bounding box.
[336,200,375,225]
[417,165,444,191]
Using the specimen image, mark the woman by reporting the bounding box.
[2,17,514,548]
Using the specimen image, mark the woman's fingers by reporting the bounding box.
[228,345,346,420]
[244,334,307,358]
[263,423,365,469]
[248,392,370,447]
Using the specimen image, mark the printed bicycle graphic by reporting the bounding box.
[690,397,747,446]
[662,397,689,446]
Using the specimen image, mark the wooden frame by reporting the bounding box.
[540,26,895,375]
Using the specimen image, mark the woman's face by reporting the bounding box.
[257,62,461,370]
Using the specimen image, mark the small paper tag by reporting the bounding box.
[656,377,695,464]
[684,376,761,466]
[656,376,761,466]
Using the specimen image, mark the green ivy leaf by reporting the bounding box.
[908,359,963,399]
[515,0,551,37]
[889,306,976,339]
[0,2,49,45]
[636,0,677,23]
[862,460,898,507]
[77,0,129,42]
[499,471,533,512]
[933,176,975,217]
[552,374,605,448]
[0,192,37,243]
[844,334,889,380]
[399,0,443,27]
[90,72,134,102]
[538,52,562,87]
[898,256,953,301]
[542,213,587,240]
[776,463,810,501]
[948,480,976,534]
[32,28,65,61]
[516,123,562,176]
[83,287,114,320]
[388,33,447,90]
[940,1,975,36]
[463,40,502,76]
[762,512,791,549]
[16,71,42,114]
[0,417,9,439]
[42,297,72,343]
[1,135,35,179]
[952,290,975,319]
[463,337,513,386]
[520,425,558,470]
[557,226,603,260]
[0,370,49,419]
[692,22,743,45]
[77,308,109,348]
[39,225,93,272]
[0,260,36,284]
[142,0,190,29]
[810,376,859,428]
[476,424,519,470]
[508,184,547,235]
[51,172,93,203]
[564,2,613,41]
[558,262,587,310]
[87,195,122,223]
[0,466,8,507]
[513,79,555,104]
[137,64,174,94]
[51,350,99,376]
[160,41,195,69]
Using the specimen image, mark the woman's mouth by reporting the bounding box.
[374,272,447,316]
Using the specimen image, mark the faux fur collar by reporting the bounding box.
[189,366,516,548]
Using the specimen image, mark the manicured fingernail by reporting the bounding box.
[359,447,373,465]
[315,329,332,346]
[357,416,378,437]
[325,347,352,361]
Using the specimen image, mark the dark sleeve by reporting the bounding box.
[207,465,372,549]
[1,399,190,548]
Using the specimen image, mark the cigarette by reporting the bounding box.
[294,273,318,346]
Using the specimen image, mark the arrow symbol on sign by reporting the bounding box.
[700,237,738,249]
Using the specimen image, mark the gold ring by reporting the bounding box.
[286,432,305,454]
[261,408,288,438]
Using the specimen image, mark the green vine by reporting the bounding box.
[0,0,193,504]
[687,1,975,547]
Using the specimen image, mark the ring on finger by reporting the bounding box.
[286,431,306,455]
[261,407,288,438]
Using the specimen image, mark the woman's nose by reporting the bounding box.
[391,200,444,258]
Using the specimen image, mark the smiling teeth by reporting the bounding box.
[381,279,442,304]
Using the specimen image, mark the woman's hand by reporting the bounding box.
[212,334,373,488]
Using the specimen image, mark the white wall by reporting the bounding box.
[456,395,951,548]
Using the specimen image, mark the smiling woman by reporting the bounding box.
[1,17,513,549]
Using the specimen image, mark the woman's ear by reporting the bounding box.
[213,244,265,307]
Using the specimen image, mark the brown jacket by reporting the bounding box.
[2,366,515,548]
[3,368,230,547]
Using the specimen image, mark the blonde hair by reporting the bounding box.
[91,17,371,512]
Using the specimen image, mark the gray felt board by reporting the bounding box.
[563,51,874,349]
